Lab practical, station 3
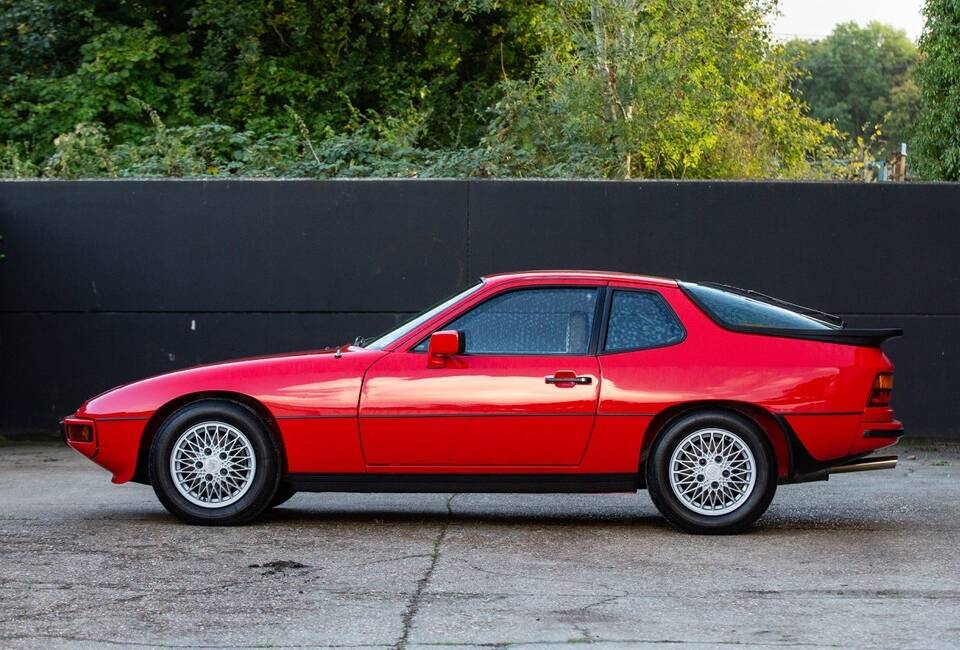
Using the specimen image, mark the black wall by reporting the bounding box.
[1,180,957,438]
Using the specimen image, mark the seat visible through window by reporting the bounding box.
[417,287,600,355]
[565,311,590,353]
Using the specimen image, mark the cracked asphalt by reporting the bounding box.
[1,441,959,649]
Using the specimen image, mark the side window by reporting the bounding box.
[604,290,684,352]
[415,287,599,354]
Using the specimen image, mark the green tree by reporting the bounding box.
[914,0,960,180]
[785,22,919,154]
[184,0,546,146]
[487,0,833,179]
[0,0,846,179]
[0,1,548,164]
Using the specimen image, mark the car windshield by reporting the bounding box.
[681,282,841,331]
[362,281,485,350]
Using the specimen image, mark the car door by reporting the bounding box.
[359,285,603,467]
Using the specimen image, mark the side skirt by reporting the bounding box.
[287,473,640,494]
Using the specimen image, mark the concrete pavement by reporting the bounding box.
[0,441,958,649]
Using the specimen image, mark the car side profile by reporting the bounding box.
[63,270,904,533]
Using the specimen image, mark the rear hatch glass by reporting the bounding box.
[679,282,843,331]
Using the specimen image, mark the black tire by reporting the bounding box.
[645,410,776,534]
[269,483,297,508]
[148,400,281,525]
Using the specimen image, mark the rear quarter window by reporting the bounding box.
[603,290,685,352]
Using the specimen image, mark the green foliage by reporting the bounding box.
[1,5,195,158]
[0,0,846,180]
[0,141,40,177]
[486,0,835,179]
[914,0,960,180]
[785,22,919,156]
[0,0,546,166]
[45,122,116,178]
[10,108,535,179]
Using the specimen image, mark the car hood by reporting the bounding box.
[192,345,350,366]
[76,344,384,419]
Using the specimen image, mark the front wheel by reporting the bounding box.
[646,410,776,534]
[149,400,281,525]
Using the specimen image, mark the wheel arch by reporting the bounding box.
[639,401,790,483]
[132,391,286,485]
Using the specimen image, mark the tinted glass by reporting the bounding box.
[604,291,685,352]
[365,282,484,350]
[418,287,599,354]
[683,283,837,330]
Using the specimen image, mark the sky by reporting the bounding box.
[770,0,926,41]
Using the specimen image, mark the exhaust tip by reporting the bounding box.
[829,455,898,474]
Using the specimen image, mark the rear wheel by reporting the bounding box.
[149,400,281,525]
[646,410,776,534]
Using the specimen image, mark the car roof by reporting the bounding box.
[480,269,678,287]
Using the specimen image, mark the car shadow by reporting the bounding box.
[259,505,668,529]
[260,507,895,533]
[100,507,900,534]
[260,506,901,534]
[93,493,901,533]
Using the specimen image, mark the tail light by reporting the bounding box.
[65,423,94,443]
[867,373,893,407]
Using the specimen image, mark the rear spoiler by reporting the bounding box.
[679,282,903,348]
[756,327,903,348]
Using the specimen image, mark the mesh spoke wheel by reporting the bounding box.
[170,421,257,509]
[668,427,756,516]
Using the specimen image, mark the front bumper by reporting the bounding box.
[61,416,98,459]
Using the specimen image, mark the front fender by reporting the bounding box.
[70,349,386,483]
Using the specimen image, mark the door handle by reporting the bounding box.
[545,374,592,385]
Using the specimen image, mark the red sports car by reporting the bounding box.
[63,271,903,533]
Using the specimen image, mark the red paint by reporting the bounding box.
[426,330,462,368]
[63,417,97,460]
[359,351,600,466]
[65,270,901,485]
[95,420,150,483]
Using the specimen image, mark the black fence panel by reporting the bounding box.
[1,179,956,438]
[0,180,469,313]
[467,181,960,314]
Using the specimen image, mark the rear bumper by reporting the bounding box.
[850,420,903,455]
[774,413,904,484]
[780,453,899,485]
[863,428,905,439]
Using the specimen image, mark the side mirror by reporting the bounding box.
[427,330,462,368]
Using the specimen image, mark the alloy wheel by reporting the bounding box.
[169,421,257,508]
[668,427,757,516]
